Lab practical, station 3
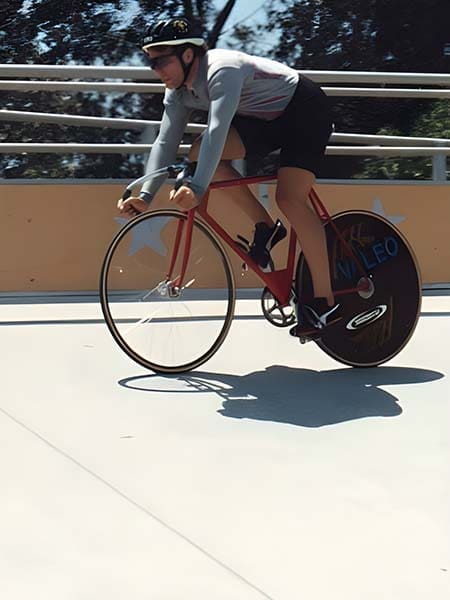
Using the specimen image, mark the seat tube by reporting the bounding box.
[309,187,367,280]
[286,228,297,277]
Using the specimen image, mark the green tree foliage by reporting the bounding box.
[259,0,450,179]
[356,100,450,179]
[1,1,449,180]
[262,0,450,72]
[0,0,235,178]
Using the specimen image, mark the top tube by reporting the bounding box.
[209,174,277,189]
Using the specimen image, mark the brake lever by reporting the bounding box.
[121,161,191,201]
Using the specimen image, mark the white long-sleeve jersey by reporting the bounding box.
[141,48,299,199]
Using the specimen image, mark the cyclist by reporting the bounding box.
[118,17,340,336]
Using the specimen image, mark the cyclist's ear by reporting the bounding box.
[182,47,195,64]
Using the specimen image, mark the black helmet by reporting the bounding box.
[142,18,205,51]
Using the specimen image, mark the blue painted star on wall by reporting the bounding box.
[114,216,171,256]
[372,198,406,225]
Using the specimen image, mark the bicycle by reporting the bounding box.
[100,163,422,374]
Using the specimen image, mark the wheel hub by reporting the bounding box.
[157,280,181,298]
[357,275,375,299]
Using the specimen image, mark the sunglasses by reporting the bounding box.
[145,52,178,71]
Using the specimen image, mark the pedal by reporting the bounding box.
[291,323,322,342]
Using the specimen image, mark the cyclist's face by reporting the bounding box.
[145,48,184,89]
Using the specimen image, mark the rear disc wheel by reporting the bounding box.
[296,210,422,367]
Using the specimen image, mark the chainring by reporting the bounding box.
[261,287,297,327]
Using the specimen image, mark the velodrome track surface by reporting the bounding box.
[1,291,449,599]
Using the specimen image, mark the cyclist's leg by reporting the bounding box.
[276,166,334,306]
[274,77,334,307]
[189,127,273,228]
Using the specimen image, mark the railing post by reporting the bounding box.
[432,147,447,182]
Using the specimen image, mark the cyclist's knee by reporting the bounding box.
[276,192,295,213]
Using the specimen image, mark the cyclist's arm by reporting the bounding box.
[140,93,191,202]
[189,68,244,198]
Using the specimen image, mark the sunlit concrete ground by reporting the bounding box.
[1,290,449,600]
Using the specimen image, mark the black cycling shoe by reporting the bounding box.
[248,220,287,268]
[290,298,342,339]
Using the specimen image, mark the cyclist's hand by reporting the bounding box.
[169,185,200,211]
[117,196,148,218]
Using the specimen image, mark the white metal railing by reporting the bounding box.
[0,81,165,93]
[1,64,450,85]
[325,88,450,98]
[1,65,450,97]
[2,80,450,98]
[2,110,449,148]
[1,64,448,180]
[1,143,449,156]
[0,109,206,133]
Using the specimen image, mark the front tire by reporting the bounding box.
[100,210,236,373]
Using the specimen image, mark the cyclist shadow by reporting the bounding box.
[120,365,444,428]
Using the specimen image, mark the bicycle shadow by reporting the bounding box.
[119,365,444,428]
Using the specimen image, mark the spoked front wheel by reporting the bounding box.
[296,210,422,367]
[100,209,236,373]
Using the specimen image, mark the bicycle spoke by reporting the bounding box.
[100,211,235,373]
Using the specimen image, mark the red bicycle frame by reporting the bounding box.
[167,174,370,306]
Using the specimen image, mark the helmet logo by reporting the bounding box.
[173,19,189,33]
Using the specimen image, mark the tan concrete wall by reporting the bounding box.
[1,181,449,292]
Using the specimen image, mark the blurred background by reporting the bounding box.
[1,0,449,181]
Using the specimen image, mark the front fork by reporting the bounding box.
[165,209,196,293]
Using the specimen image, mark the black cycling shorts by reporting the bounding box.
[231,75,333,176]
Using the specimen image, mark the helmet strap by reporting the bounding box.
[175,47,194,89]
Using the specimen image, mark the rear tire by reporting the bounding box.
[295,210,422,367]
